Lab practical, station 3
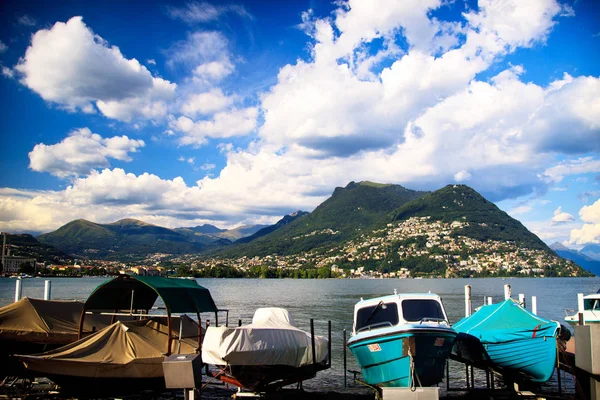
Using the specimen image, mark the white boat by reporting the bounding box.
[565,291,600,326]
[202,307,330,391]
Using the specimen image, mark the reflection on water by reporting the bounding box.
[1,276,598,395]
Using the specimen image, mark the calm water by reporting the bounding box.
[1,276,599,394]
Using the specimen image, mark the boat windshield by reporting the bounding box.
[584,298,600,311]
[401,299,445,322]
[355,302,399,332]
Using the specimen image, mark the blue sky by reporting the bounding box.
[0,0,598,249]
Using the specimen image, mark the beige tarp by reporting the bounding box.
[19,316,200,379]
[202,308,329,367]
[0,297,110,344]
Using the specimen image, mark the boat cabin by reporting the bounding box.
[352,292,450,335]
[565,293,600,325]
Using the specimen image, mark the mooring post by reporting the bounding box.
[14,278,22,302]
[531,296,537,314]
[328,320,332,367]
[464,285,472,317]
[504,284,511,300]
[44,280,51,300]
[238,319,242,327]
[310,319,316,365]
[577,293,584,313]
[518,293,525,308]
[487,296,492,305]
[343,328,347,387]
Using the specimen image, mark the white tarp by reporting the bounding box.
[202,308,328,367]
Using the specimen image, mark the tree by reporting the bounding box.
[18,262,35,275]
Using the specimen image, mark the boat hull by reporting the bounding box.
[348,328,456,387]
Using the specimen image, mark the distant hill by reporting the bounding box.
[391,185,549,251]
[1,233,70,263]
[174,223,268,244]
[581,244,600,261]
[215,181,428,257]
[236,211,309,244]
[38,219,204,260]
[551,242,600,275]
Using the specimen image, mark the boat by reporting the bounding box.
[346,291,457,388]
[17,275,221,395]
[452,299,560,383]
[18,316,200,395]
[0,297,110,378]
[202,307,330,392]
[564,291,600,326]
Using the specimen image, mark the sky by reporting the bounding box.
[0,0,598,249]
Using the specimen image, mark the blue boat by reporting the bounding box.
[347,291,456,388]
[453,299,560,383]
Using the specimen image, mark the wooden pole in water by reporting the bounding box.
[464,285,472,317]
[487,296,492,305]
[531,296,537,314]
[343,328,347,387]
[577,293,584,313]
[44,280,51,300]
[14,278,22,302]
[328,320,332,367]
[518,293,525,308]
[504,284,511,300]
[310,318,316,365]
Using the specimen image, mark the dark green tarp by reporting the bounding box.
[84,275,218,314]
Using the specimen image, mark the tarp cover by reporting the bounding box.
[84,276,218,314]
[453,300,559,343]
[202,308,328,367]
[19,315,200,379]
[0,297,109,344]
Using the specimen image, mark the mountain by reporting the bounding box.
[174,223,269,245]
[551,242,600,275]
[38,219,204,260]
[215,181,428,257]
[1,233,70,263]
[391,185,548,251]
[182,224,226,235]
[581,244,600,261]
[236,211,309,244]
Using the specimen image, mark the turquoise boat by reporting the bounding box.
[347,291,456,388]
[453,299,560,383]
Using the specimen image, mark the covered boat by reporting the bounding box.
[202,308,330,391]
[19,316,200,395]
[453,299,560,383]
[0,297,109,377]
[347,291,456,388]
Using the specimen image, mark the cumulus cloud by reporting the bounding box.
[15,16,176,121]
[171,107,258,146]
[28,128,145,178]
[569,199,600,245]
[544,157,600,183]
[552,206,575,225]
[181,88,236,117]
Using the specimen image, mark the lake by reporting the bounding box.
[1,276,599,395]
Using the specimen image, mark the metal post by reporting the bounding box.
[464,285,472,317]
[343,329,347,387]
[14,278,22,302]
[504,284,511,300]
[518,293,525,308]
[310,319,316,365]
[487,296,492,305]
[531,296,537,314]
[44,280,51,300]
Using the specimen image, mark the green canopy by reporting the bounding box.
[84,275,218,314]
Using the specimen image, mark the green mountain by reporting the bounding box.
[1,233,70,263]
[236,211,309,244]
[391,185,548,250]
[215,181,428,257]
[38,218,205,260]
[174,223,269,245]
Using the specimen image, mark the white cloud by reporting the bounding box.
[454,170,472,182]
[569,199,600,245]
[181,88,236,117]
[28,128,145,178]
[167,2,252,24]
[171,107,258,146]
[552,206,575,225]
[201,163,216,171]
[0,41,7,53]
[15,17,176,121]
[17,14,36,27]
[509,205,533,216]
[193,60,234,83]
[1,66,14,79]
[544,157,600,183]
[147,59,156,66]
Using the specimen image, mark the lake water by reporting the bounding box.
[1,276,599,395]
